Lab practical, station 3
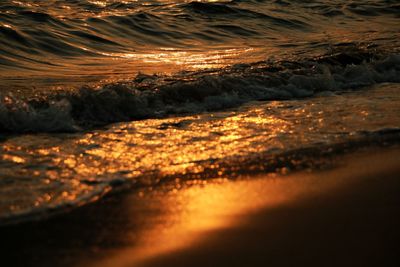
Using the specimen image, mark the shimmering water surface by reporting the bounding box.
[1,0,399,89]
[1,83,400,224]
[0,0,399,224]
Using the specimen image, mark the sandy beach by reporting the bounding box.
[1,145,399,267]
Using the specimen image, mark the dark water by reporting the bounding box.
[1,0,399,87]
[0,0,399,225]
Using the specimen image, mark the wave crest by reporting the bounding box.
[1,51,399,133]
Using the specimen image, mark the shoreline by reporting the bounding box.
[1,146,399,267]
[137,147,400,267]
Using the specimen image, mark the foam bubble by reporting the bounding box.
[1,52,399,133]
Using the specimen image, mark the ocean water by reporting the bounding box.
[0,0,399,224]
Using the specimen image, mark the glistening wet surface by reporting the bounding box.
[1,147,399,267]
[1,0,399,90]
[1,83,399,224]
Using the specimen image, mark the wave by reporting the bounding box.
[1,0,399,73]
[1,49,399,133]
[183,1,309,29]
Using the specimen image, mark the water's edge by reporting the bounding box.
[1,130,399,227]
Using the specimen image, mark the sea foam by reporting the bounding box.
[0,52,399,133]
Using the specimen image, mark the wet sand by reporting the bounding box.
[1,147,399,267]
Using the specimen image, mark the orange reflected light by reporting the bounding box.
[89,168,349,267]
[101,47,254,70]
[70,106,291,180]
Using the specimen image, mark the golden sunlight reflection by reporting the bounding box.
[89,168,350,267]
[101,47,256,71]
[72,103,291,180]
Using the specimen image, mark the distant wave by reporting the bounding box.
[1,48,399,133]
[1,0,399,72]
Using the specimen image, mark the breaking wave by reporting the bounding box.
[1,50,399,133]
